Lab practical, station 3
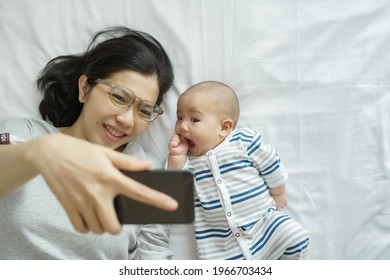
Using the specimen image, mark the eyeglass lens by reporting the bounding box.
[110,86,160,121]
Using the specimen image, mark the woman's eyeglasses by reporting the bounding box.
[94,78,163,122]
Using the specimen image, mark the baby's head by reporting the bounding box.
[175,81,240,156]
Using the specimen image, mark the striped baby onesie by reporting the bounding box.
[188,127,309,260]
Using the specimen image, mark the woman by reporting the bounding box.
[0,26,177,259]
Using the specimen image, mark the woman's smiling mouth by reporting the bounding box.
[104,124,128,142]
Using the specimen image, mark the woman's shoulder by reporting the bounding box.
[0,117,58,142]
[1,117,57,130]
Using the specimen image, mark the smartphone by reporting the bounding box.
[114,170,194,224]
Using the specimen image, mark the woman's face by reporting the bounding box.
[72,70,160,150]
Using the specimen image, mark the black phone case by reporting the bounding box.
[115,170,194,224]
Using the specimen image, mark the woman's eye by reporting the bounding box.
[191,118,199,123]
[177,116,182,121]
[112,93,127,104]
[139,109,152,117]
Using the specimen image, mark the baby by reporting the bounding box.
[168,81,309,260]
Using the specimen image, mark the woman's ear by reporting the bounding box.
[78,75,90,103]
[220,119,234,137]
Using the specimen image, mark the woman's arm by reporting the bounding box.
[0,137,43,198]
[0,133,178,235]
[134,224,173,259]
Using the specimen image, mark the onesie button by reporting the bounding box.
[207,152,212,157]
[235,233,240,237]
[217,179,222,184]
[226,212,231,217]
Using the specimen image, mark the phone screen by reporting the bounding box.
[115,170,194,224]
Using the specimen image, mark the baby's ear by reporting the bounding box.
[220,119,234,137]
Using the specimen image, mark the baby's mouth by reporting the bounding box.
[185,138,195,147]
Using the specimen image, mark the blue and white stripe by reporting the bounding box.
[189,127,309,260]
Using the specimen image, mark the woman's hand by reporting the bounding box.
[30,134,178,235]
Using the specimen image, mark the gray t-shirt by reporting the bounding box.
[0,118,172,259]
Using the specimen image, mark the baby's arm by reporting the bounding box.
[167,134,189,169]
[269,184,288,211]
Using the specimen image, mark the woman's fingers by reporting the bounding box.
[94,197,122,235]
[60,199,90,233]
[79,204,105,234]
[105,148,153,172]
[113,170,179,212]
[106,149,179,211]
[39,135,178,234]
[74,172,178,235]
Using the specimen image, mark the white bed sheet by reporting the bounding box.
[1,0,389,260]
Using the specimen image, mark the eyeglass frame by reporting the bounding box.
[94,78,163,122]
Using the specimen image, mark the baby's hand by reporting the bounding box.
[270,192,288,211]
[168,134,189,156]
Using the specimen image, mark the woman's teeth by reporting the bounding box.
[105,124,125,137]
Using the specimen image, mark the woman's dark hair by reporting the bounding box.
[37,26,174,127]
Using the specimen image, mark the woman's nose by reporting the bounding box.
[116,106,136,127]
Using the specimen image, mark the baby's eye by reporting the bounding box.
[177,116,182,121]
[191,118,199,123]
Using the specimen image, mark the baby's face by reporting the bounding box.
[175,92,225,156]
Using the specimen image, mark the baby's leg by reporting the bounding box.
[276,218,309,260]
[251,210,309,260]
